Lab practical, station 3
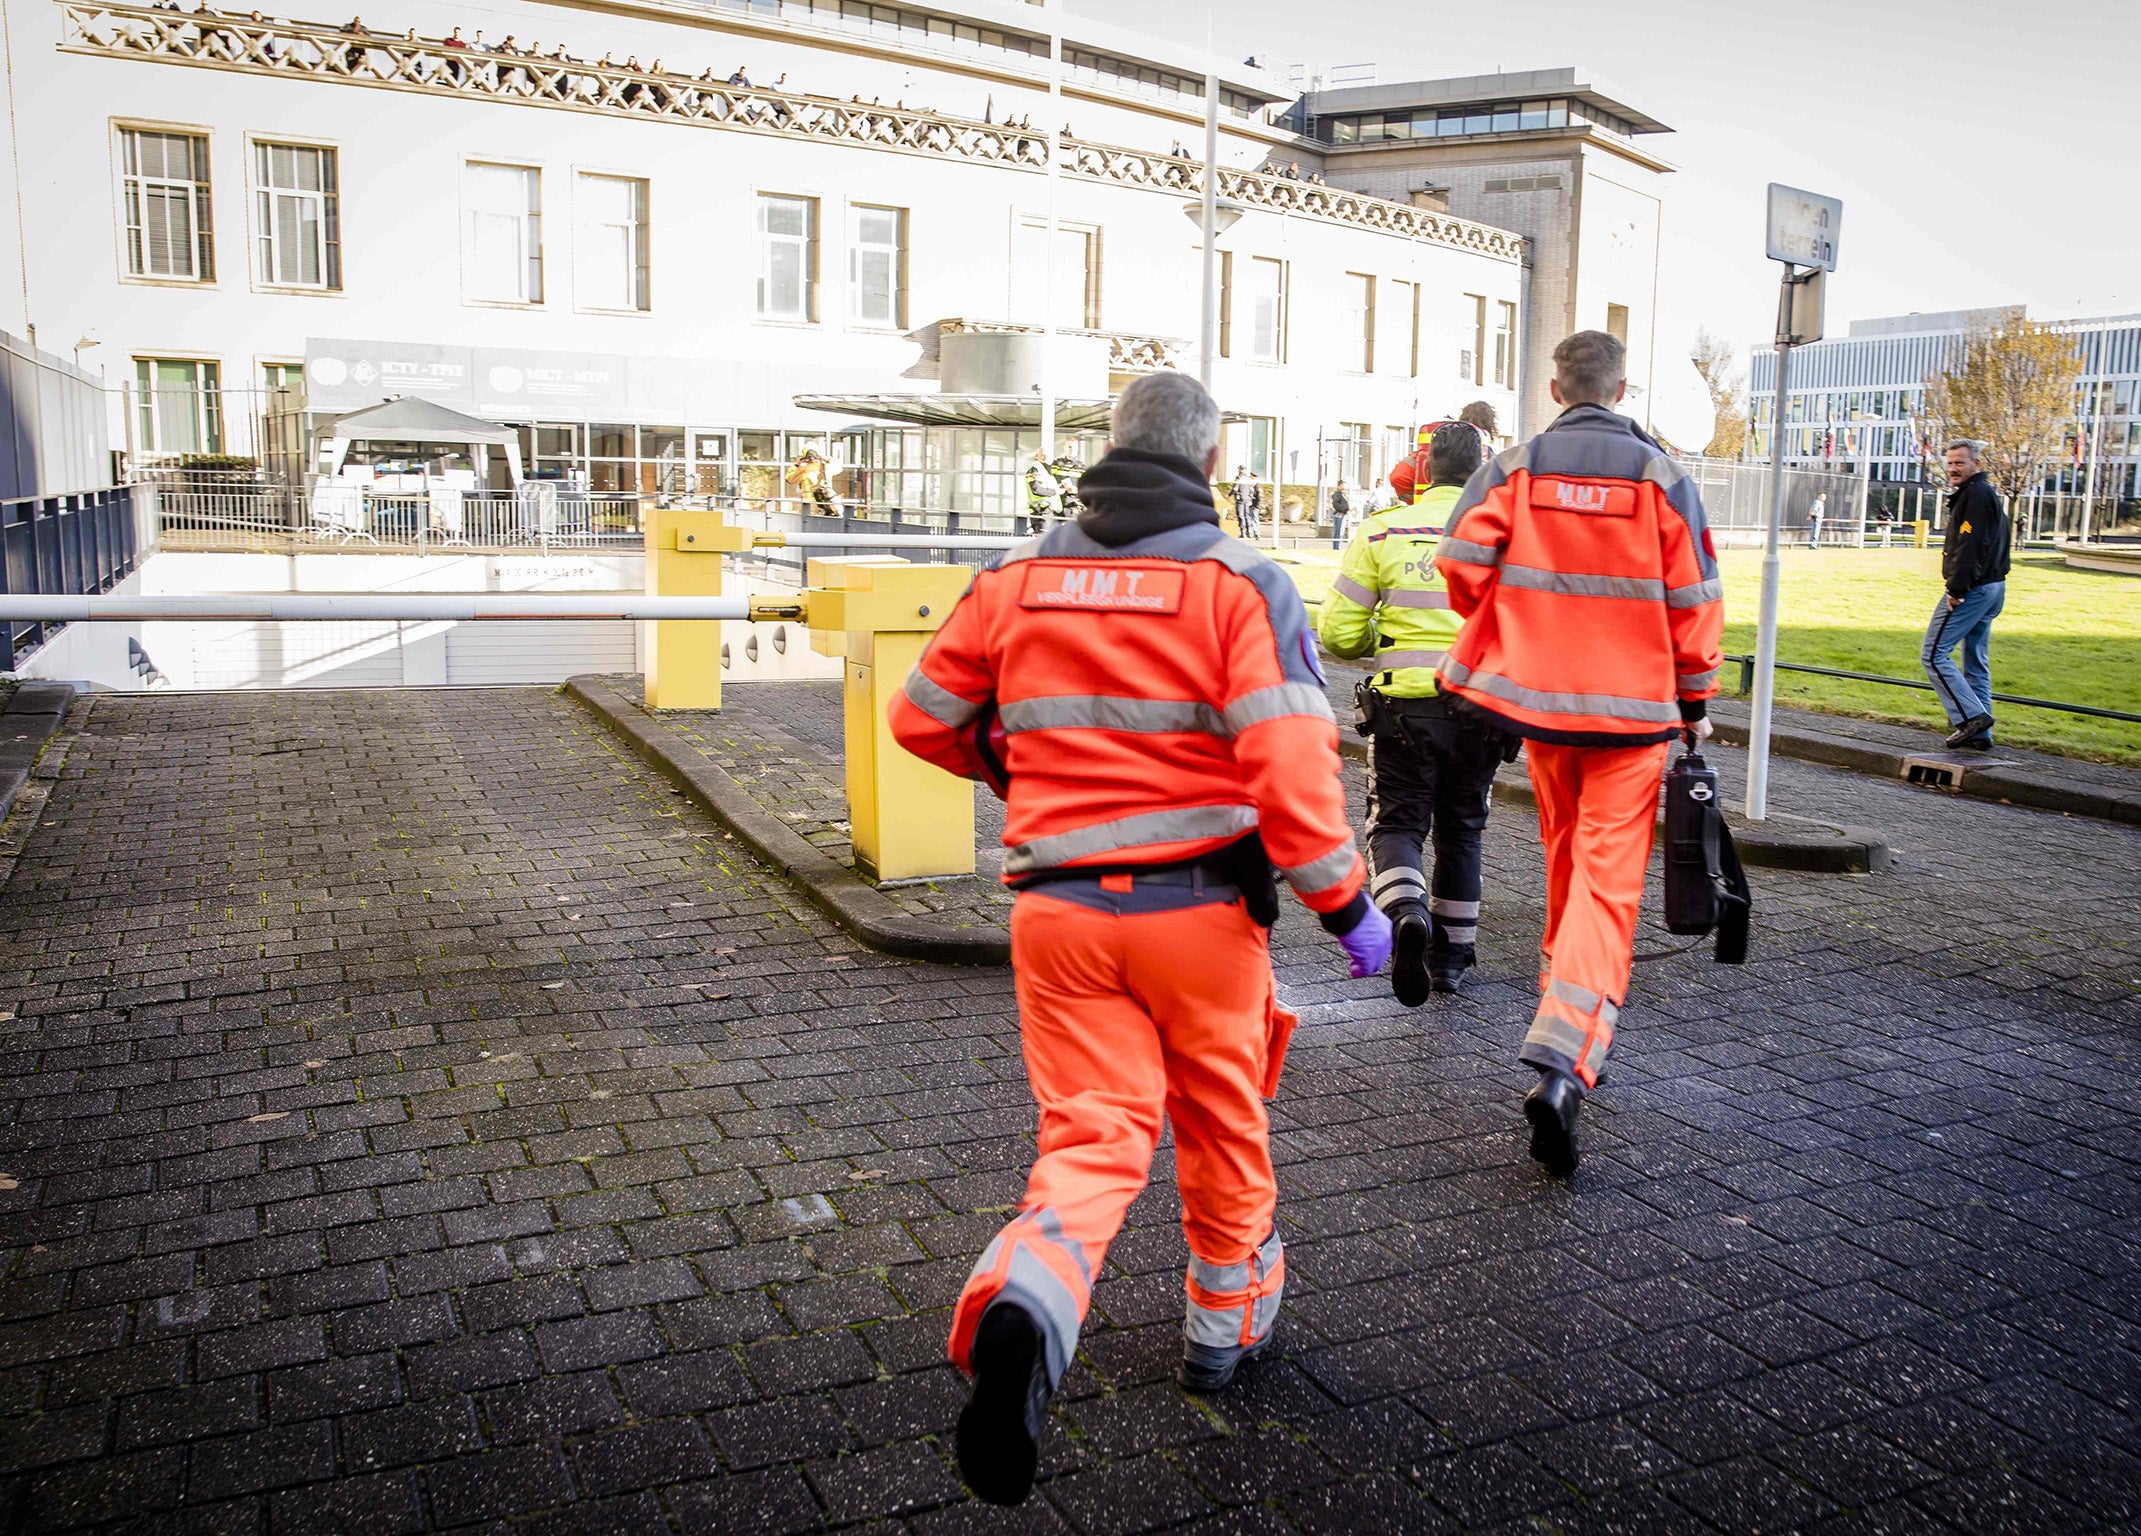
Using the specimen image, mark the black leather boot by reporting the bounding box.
[955,1302,1053,1506]
[1524,1070,1583,1177]
[1430,944,1474,995]
[1390,905,1432,1008]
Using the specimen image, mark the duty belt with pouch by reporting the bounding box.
[1010,833,1281,928]
[1662,739,1751,963]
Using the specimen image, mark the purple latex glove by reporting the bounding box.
[1338,901,1393,978]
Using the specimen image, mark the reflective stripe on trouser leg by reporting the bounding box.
[1428,896,1480,946]
[947,1204,1091,1388]
[1524,980,1618,1088]
[1364,725,1431,915]
[1184,1227,1285,1349]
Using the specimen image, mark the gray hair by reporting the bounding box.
[1553,329,1626,406]
[1111,371,1220,463]
[1946,439,1984,458]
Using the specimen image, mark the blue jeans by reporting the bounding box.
[1920,581,2005,726]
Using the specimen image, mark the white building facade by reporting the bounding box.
[3,0,1529,512]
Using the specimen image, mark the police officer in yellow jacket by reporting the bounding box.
[1319,422,1513,1004]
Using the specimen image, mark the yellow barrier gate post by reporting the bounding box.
[806,558,976,884]
[643,501,752,710]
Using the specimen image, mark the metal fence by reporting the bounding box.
[1674,457,1868,547]
[2,486,143,663]
[1,329,113,501]
[153,484,650,551]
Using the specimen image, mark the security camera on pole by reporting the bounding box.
[1745,183,1841,821]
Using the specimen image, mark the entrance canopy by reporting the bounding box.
[793,393,1118,432]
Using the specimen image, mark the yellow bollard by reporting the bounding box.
[643,502,751,710]
[805,559,977,884]
[1912,519,1930,549]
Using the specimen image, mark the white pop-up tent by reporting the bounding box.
[316,396,526,485]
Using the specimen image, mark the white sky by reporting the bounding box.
[1067,0,2141,368]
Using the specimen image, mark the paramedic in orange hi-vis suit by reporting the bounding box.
[1434,330,1724,1177]
[887,371,1391,1506]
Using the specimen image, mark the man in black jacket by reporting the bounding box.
[1920,440,2011,749]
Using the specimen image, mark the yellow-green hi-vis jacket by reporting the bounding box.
[1317,481,1465,699]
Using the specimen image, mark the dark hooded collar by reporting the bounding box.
[1072,447,1221,547]
[1546,402,1667,453]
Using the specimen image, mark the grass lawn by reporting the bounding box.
[1717,549,2141,764]
[1279,544,2141,763]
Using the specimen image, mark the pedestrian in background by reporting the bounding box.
[1024,451,1062,521]
[1808,491,1827,548]
[1321,422,1513,1003]
[1328,478,1351,541]
[1435,330,1724,1176]
[1920,439,2010,750]
[890,371,1387,1504]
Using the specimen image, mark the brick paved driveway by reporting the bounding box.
[1,687,2136,1534]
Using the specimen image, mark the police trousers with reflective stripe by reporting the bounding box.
[1364,696,1503,959]
[1521,741,1668,1088]
[947,890,1286,1387]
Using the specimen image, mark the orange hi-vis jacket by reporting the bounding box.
[1434,405,1724,746]
[888,448,1364,915]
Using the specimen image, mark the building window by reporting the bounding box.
[1493,300,1516,388]
[1247,256,1286,363]
[1012,218,1098,330]
[849,204,906,328]
[253,141,339,290]
[134,358,223,455]
[1462,294,1486,384]
[1343,274,1375,373]
[464,162,542,304]
[119,127,214,282]
[757,193,818,321]
[1606,303,1630,347]
[575,173,649,312]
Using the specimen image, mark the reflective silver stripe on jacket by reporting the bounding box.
[1677,668,1719,693]
[1380,590,1452,610]
[998,695,1223,737]
[902,669,984,730]
[1666,577,1725,608]
[1373,648,1447,672]
[1440,657,1679,724]
[1437,536,1504,567]
[1280,841,1359,896]
[1221,682,1336,735]
[1003,803,1259,875]
[994,686,1329,740]
[1330,574,1381,608]
[1499,565,1667,602]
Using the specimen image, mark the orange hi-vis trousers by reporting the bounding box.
[1521,740,1669,1088]
[947,890,1291,1388]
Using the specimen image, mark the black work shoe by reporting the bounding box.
[956,1302,1053,1506]
[1180,1326,1278,1394]
[1944,714,1994,749]
[1524,1070,1583,1177]
[1430,963,1469,995]
[1391,910,1432,1008]
[1955,732,1995,752]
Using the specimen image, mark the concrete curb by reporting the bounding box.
[0,683,77,825]
[1706,717,2141,828]
[1335,732,1891,875]
[564,675,1010,967]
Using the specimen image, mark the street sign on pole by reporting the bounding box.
[1765,183,1842,272]
[1746,186,1842,822]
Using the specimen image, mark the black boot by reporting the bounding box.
[1944,713,1994,749]
[956,1302,1054,1506]
[1524,1070,1583,1177]
[1390,905,1432,1008]
[1429,944,1474,995]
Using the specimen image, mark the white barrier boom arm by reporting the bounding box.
[0,595,759,622]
